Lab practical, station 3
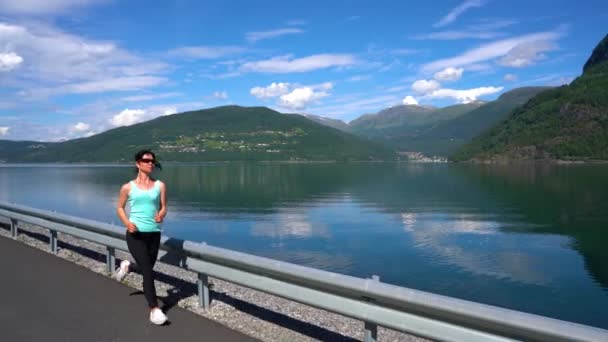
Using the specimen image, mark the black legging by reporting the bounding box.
[126,231,161,308]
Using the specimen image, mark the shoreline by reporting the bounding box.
[0,160,395,166]
[3,154,608,166]
[0,220,425,342]
[459,158,608,165]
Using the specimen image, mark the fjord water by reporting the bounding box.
[1,162,607,328]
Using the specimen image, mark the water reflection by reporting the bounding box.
[164,163,353,215]
[251,211,331,239]
[401,213,498,234]
[400,212,552,285]
[262,250,354,275]
[454,164,608,291]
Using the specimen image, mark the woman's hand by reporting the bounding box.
[126,222,138,233]
[154,211,165,223]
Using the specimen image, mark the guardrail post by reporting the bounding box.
[106,247,115,274]
[198,273,210,310]
[10,218,18,239]
[364,275,380,342]
[50,230,58,253]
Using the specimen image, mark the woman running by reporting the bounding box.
[116,149,168,325]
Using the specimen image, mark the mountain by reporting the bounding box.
[453,34,608,162]
[329,101,490,156]
[299,113,350,131]
[0,140,56,163]
[0,106,396,162]
[393,87,551,156]
[583,33,608,73]
[299,90,546,157]
[368,102,486,151]
[348,104,436,135]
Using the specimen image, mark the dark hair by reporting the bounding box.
[134,149,162,171]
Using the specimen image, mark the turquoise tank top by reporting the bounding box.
[128,180,161,232]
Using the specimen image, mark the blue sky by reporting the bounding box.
[0,0,606,141]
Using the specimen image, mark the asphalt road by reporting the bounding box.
[0,236,259,342]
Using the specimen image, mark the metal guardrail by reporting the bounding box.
[1,202,607,342]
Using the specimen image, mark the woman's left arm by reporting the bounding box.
[155,181,167,223]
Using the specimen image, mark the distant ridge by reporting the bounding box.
[295,88,550,157]
[396,87,550,156]
[299,113,350,132]
[349,104,437,134]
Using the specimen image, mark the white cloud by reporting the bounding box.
[163,107,177,116]
[466,63,494,72]
[499,40,556,68]
[0,52,23,71]
[0,22,167,99]
[434,0,488,28]
[38,120,97,140]
[402,96,419,105]
[246,28,304,43]
[421,30,563,73]
[202,71,242,79]
[471,19,519,31]
[50,123,96,140]
[0,126,9,136]
[65,76,165,94]
[412,79,441,94]
[72,122,90,132]
[424,86,503,104]
[414,30,504,40]
[504,73,518,82]
[278,87,330,110]
[110,108,146,127]
[434,67,464,81]
[104,102,199,131]
[250,82,291,98]
[346,74,371,82]
[251,82,333,110]
[0,0,106,15]
[0,22,157,81]
[21,76,166,98]
[391,48,422,55]
[241,54,356,73]
[113,106,178,125]
[415,20,516,41]
[386,85,409,93]
[412,78,500,104]
[121,92,180,102]
[286,19,307,26]
[212,91,228,100]
[314,82,333,91]
[168,46,246,59]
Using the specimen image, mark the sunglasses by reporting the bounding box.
[139,158,155,164]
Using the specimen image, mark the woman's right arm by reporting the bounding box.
[117,183,137,233]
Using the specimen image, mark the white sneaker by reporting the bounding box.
[115,260,130,281]
[150,308,168,325]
